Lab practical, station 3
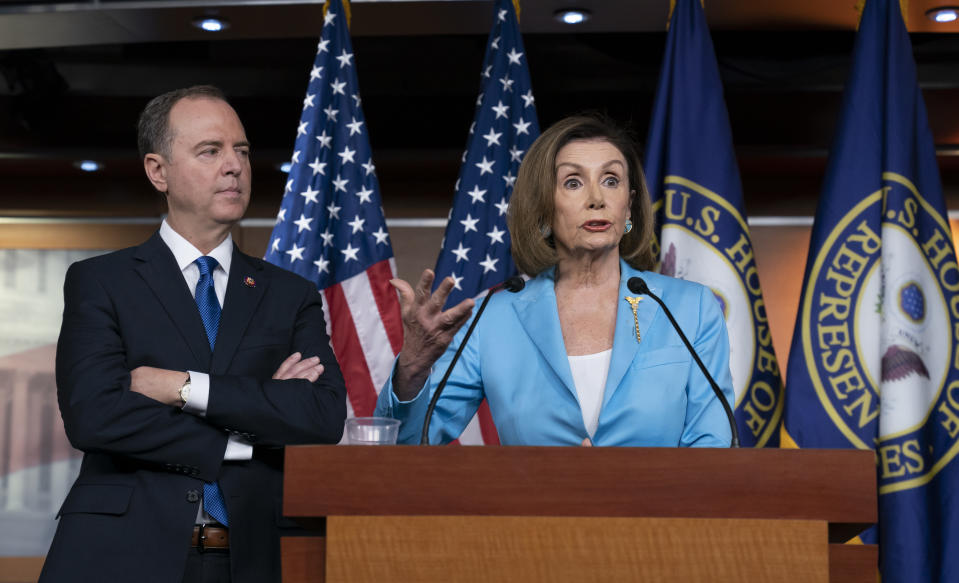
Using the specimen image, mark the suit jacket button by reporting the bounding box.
[186,490,200,503]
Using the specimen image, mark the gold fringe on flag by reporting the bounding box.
[779,426,800,449]
[855,0,908,28]
[512,0,521,22]
[323,0,352,28]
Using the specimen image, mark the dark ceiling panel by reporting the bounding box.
[1,1,959,217]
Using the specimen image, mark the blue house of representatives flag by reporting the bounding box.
[784,0,959,580]
[265,0,402,418]
[431,0,539,444]
[644,0,783,447]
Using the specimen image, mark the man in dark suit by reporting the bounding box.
[40,85,347,583]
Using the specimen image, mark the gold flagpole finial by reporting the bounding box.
[854,0,909,28]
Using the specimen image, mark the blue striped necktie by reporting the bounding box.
[194,255,229,526]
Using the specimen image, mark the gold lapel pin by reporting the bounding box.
[624,296,643,343]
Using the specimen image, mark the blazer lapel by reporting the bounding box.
[512,270,578,400]
[133,232,212,367]
[602,265,661,408]
[212,248,268,375]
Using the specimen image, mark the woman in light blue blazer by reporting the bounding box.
[375,115,734,447]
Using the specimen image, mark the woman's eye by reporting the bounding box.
[604,176,620,187]
[563,178,581,189]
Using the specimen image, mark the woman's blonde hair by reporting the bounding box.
[507,114,656,276]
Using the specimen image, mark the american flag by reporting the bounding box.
[433,0,539,443]
[265,0,402,418]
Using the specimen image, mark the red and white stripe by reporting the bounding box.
[321,258,403,418]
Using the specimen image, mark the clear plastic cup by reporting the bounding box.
[345,417,401,445]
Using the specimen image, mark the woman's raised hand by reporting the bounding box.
[391,269,475,400]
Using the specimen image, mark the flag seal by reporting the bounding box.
[798,172,959,492]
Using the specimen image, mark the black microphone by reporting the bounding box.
[627,277,740,448]
[420,276,526,445]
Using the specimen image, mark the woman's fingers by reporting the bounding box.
[414,269,436,304]
[444,297,476,331]
[430,274,457,309]
[390,278,416,311]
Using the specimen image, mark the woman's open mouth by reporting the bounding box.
[582,220,611,232]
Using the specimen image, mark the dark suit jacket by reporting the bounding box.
[40,232,347,583]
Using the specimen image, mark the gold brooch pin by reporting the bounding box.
[624,296,643,343]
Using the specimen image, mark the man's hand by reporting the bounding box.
[273,352,325,382]
[392,269,475,401]
[130,353,323,408]
[130,366,188,406]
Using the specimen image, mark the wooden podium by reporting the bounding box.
[281,446,876,583]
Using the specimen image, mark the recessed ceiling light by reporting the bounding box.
[193,17,230,32]
[926,7,959,22]
[554,9,590,25]
[76,160,102,172]
[278,162,292,173]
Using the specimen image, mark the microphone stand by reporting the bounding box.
[628,277,740,448]
[420,277,525,445]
